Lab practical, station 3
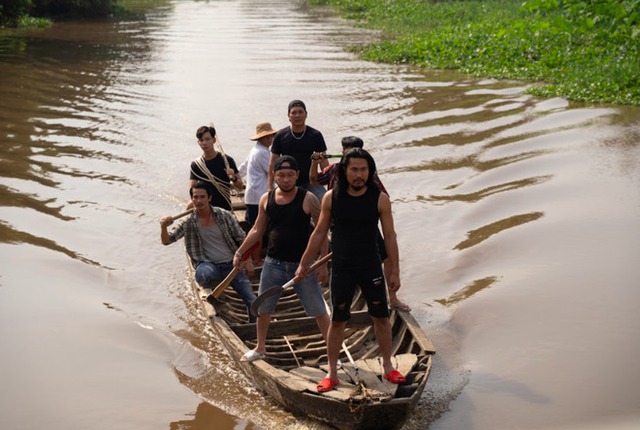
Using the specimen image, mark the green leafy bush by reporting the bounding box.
[32,0,115,18]
[309,0,640,105]
[0,0,33,26]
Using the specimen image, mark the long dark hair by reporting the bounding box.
[335,148,378,196]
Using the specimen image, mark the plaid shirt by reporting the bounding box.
[167,206,245,266]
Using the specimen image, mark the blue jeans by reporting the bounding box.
[195,261,256,322]
[256,256,326,316]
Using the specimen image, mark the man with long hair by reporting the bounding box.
[296,148,406,393]
[310,136,411,312]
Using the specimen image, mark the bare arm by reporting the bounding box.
[309,153,321,186]
[304,191,329,256]
[378,192,401,291]
[227,161,244,190]
[230,170,244,190]
[266,152,279,192]
[318,155,329,170]
[160,216,174,245]
[233,193,269,267]
[303,191,330,283]
[297,190,333,277]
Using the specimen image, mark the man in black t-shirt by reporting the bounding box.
[268,100,328,202]
[189,125,243,211]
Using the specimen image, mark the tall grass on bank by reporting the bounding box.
[308,0,640,105]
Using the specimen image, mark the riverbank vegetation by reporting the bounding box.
[0,0,116,27]
[308,0,640,105]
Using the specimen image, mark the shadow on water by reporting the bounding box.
[435,276,499,307]
[0,220,102,266]
[170,401,260,430]
[453,211,545,250]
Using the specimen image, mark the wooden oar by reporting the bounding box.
[210,241,261,299]
[250,253,332,317]
[209,122,235,185]
[341,340,362,386]
[171,208,194,221]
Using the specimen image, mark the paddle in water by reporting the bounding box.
[250,253,332,317]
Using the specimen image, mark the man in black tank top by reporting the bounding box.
[233,155,331,363]
[296,148,406,392]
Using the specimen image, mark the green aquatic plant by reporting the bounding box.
[308,0,640,105]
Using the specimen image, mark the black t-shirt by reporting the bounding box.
[189,153,238,211]
[271,125,326,186]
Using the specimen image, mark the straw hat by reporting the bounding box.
[250,122,279,140]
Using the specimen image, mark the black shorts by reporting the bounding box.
[376,229,387,262]
[330,263,389,321]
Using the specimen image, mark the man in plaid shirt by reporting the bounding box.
[161,181,256,322]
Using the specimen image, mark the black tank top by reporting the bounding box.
[331,186,381,268]
[266,188,311,262]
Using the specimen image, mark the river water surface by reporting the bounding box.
[1,1,639,429]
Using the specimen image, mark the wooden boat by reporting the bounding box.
[185,194,435,428]
[191,266,435,429]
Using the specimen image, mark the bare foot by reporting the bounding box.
[389,296,411,312]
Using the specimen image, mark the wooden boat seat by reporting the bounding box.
[229,310,374,340]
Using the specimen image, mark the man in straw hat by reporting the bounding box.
[239,122,279,229]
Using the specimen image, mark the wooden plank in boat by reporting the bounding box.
[230,309,372,339]
[393,353,419,376]
[290,366,356,389]
[350,359,390,394]
[339,366,359,388]
[289,366,355,401]
[318,363,360,386]
[356,353,418,396]
[289,366,324,382]
[319,363,393,400]
[402,312,436,354]
[379,353,419,393]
